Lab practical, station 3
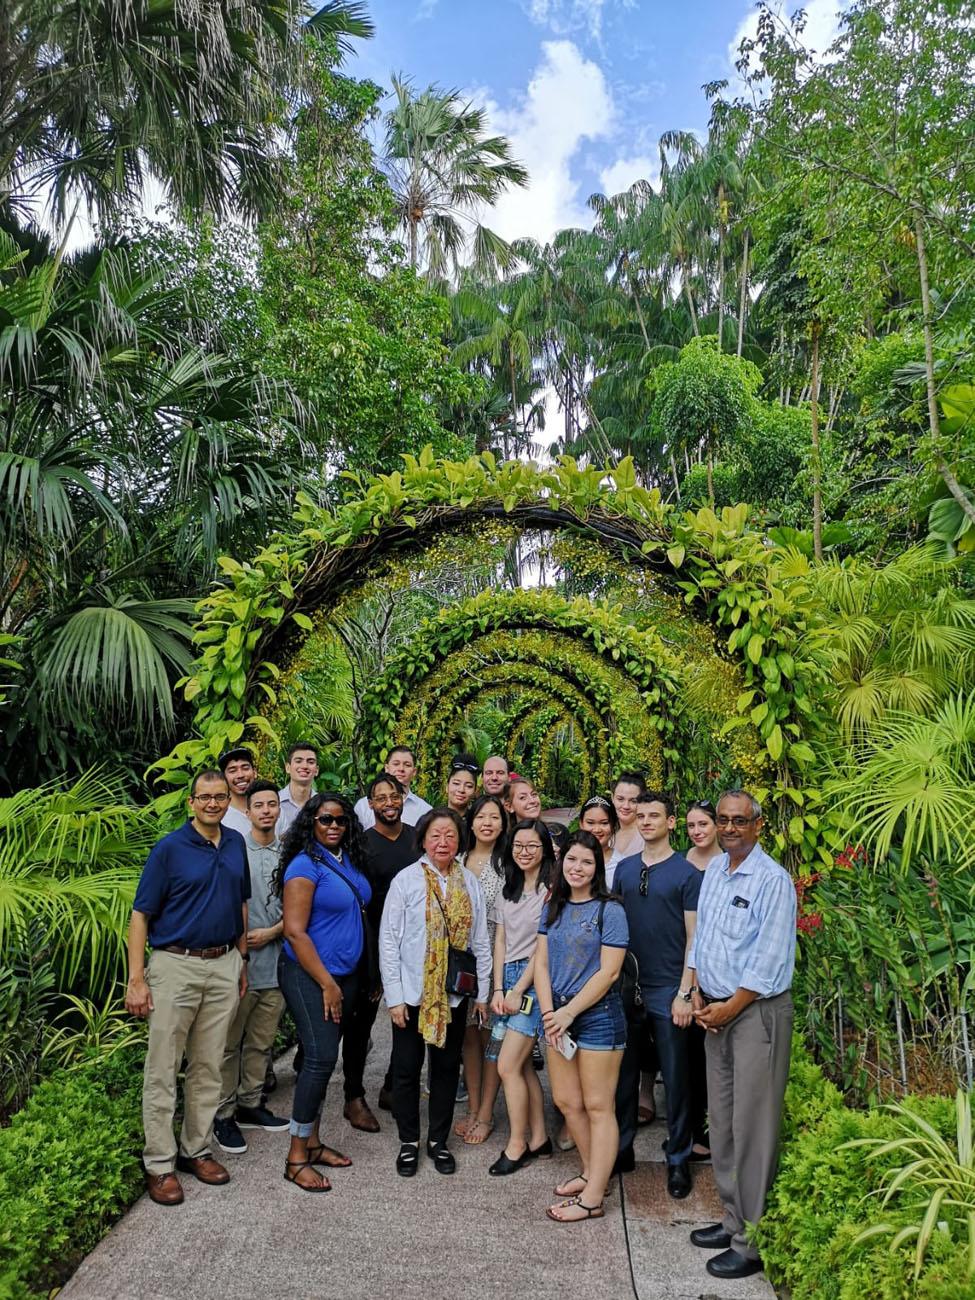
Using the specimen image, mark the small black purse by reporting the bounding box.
[433,885,479,997]
[598,901,644,1022]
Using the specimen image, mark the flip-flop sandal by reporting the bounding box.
[546,1198,605,1222]
[453,1112,478,1138]
[554,1175,588,1197]
[284,1159,330,1193]
[463,1119,494,1145]
[307,1143,352,1168]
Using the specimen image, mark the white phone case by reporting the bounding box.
[555,1033,578,1060]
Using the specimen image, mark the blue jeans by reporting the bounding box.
[279,955,357,1138]
[556,990,626,1050]
[501,958,543,1039]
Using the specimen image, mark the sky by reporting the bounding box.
[350,0,848,248]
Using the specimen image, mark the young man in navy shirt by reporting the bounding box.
[613,790,702,1198]
[125,769,250,1206]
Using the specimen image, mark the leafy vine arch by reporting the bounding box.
[154,451,831,866]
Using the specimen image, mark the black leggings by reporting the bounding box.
[279,956,357,1137]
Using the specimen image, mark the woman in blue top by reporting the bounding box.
[534,830,628,1223]
[274,792,371,1193]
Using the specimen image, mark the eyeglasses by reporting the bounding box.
[512,841,542,856]
[315,814,349,828]
[716,815,758,829]
[371,794,402,805]
[193,793,229,805]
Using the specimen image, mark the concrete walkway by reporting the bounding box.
[62,1020,775,1300]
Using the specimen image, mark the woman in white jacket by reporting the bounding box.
[379,807,491,1177]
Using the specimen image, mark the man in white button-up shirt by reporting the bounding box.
[354,745,431,830]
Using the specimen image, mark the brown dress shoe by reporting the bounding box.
[343,1096,381,1133]
[176,1154,230,1185]
[146,1172,184,1206]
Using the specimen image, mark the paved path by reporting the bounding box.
[62,1020,775,1300]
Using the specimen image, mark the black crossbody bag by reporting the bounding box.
[598,900,644,1022]
[431,882,479,998]
[319,852,380,990]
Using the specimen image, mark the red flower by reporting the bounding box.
[797,913,823,935]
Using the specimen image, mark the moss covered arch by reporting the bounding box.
[156,451,832,867]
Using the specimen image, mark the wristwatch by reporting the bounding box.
[677,985,698,1002]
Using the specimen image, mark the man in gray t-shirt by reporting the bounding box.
[214,782,289,1155]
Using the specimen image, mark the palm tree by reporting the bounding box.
[382,76,528,279]
[1,0,374,226]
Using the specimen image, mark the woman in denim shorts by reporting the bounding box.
[535,830,628,1223]
[487,819,556,1176]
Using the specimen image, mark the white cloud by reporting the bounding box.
[521,0,634,43]
[480,40,614,245]
[598,153,659,197]
[728,0,847,77]
[415,0,439,19]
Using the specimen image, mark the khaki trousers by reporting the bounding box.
[142,948,242,1174]
[218,986,285,1116]
[704,991,793,1261]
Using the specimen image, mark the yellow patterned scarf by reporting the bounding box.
[419,859,473,1048]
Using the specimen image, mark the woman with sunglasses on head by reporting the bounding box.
[487,818,556,1175]
[534,830,628,1222]
[379,807,491,1177]
[274,793,370,1193]
[454,794,508,1144]
[578,796,619,882]
[446,753,480,819]
[685,800,721,872]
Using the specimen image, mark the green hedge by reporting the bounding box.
[754,1044,973,1300]
[0,1047,144,1300]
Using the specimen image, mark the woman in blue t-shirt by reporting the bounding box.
[274,792,371,1193]
[534,830,628,1223]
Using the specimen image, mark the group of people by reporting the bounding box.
[125,742,796,1280]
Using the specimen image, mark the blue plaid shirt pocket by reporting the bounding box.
[725,896,752,939]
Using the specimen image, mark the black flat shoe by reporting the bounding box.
[527,1138,553,1159]
[612,1145,635,1176]
[489,1148,530,1176]
[706,1248,763,1279]
[667,1160,692,1199]
[690,1223,732,1249]
[426,1142,456,1175]
[396,1143,419,1177]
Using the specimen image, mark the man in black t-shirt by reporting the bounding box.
[613,791,702,1199]
[342,774,418,1132]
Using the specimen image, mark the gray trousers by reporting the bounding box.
[704,991,793,1260]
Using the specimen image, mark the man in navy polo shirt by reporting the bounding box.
[613,790,702,1199]
[125,769,251,1206]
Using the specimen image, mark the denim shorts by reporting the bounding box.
[502,958,543,1040]
[556,989,626,1051]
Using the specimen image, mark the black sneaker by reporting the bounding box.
[213,1117,247,1154]
[236,1104,289,1132]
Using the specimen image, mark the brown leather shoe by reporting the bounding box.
[176,1153,230,1185]
[343,1096,380,1133]
[146,1172,184,1206]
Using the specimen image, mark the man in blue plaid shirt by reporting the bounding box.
[685,790,796,1281]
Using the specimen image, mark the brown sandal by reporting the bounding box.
[284,1160,330,1193]
[307,1143,352,1168]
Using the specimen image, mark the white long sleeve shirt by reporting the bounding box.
[379,858,492,1008]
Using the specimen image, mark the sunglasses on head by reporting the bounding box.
[450,761,480,776]
[315,813,349,828]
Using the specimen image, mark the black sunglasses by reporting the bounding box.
[315,813,349,828]
[639,865,650,897]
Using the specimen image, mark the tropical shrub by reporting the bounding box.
[0,927,56,1119]
[0,1046,144,1300]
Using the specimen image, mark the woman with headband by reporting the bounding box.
[578,796,619,884]
[445,753,480,820]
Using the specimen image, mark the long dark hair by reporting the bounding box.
[273,792,367,896]
[545,829,613,927]
[502,818,555,901]
[579,794,620,834]
[465,794,507,877]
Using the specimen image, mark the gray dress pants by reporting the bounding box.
[704,990,793,1260]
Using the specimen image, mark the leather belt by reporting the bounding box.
[159,943,234,959]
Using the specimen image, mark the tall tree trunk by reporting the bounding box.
[565,368,573,442]
[916,215,975,526]
[409,216,418,271]
[670,451,681,498]
[707,450,715,505]
[737,228,750,358]
[623,257,651,351]
[682,256,700,336]
[810,320,823,561]
[508,347,520,459]
[716,185,726,351]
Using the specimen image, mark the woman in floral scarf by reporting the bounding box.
[378,808,491,1177]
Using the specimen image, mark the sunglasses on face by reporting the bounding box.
[315,814,349,828]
